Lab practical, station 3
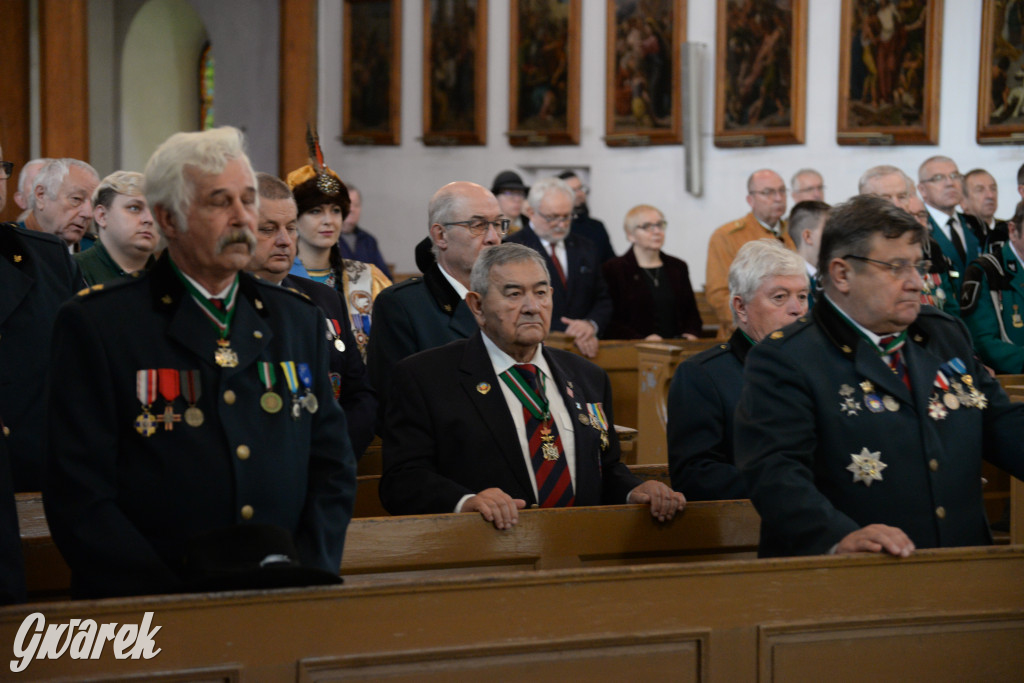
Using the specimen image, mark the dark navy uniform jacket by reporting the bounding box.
[667,330,751,501]
[43,255,356,598]
[367,261,478,425]
[736,297,1024,557]
[0,222,81,491]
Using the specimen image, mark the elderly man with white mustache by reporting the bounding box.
[43,127,356,599]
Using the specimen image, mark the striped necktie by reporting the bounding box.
[879,334,911,390]
[512,364,574,507]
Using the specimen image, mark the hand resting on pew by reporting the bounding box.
[627,480,686,522]
[835,524,915,558]
[463,488,528,530]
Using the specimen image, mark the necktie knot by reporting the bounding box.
[515,363,539,392]
[209,298,226,312]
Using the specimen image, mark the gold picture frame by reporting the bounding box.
[422,0,488,146]
[342,0,402,146]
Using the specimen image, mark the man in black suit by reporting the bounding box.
[248,172,377,458]
[380,243,683,529]
[43,128,356,598]
[736,195,1024,558]
[506,177,612,358]
[557,170,615,264]
[0,144,83,492]
[367,181,505,419]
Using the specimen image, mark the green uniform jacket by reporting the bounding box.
[736,297,1024,557]
[961,242,1024,374]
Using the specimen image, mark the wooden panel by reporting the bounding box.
[2,547,1023,681]
[695,289,720,337]
[38,0,89,160]
[278,0,318,176]
[636,341,720,464]
[300,633,703,682]
[762,616,1024,683]
[0,0,30,222]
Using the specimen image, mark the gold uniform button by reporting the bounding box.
[223,390,236,405]
[929,459,939,471]
[253,330,263,339]
[935,506,946,519]
[241,505,254,520]
[236,445,250,460]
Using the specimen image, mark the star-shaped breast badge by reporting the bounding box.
[840,398,862,416]
[847,447,887,486]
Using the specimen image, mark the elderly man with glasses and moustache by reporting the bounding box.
[706,169,796,340]
[368,181,506,420]
[42,127,356,598]
[380,243,684,528]
[736,194,1024,558]
[506,177,612,358]
[601,204,702,340]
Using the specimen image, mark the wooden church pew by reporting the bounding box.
[2,545,1022,681]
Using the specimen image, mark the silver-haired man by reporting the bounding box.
[43,126,356,598]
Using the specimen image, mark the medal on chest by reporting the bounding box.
[135,369,158,437]
[215,339,239,368]
[180,369,204,427]
[258,362,283,414]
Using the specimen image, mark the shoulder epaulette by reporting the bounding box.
[960,254,1012,314]
[760,316,814,346]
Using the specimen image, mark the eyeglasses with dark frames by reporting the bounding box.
[843,254,931,278]
[0,161,13,180]
[536,211,572,225]
[442,218,511,237]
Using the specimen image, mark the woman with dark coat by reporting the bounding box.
[601,204,702,339]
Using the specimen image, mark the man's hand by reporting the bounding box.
[835,524,915,557]
[563,317,598,357]
[462,488,527,530]
[628,480,686,522]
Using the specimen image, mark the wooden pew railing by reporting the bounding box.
[2,546,1023,681]
[18,494,761,598]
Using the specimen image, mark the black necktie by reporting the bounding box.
[948,218,966,265]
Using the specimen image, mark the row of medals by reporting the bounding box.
[838,375,987,420]
[261,387,319,421]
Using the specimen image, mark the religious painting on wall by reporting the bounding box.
[977,0,1024,144]
[422,0,488,146]
[508,0,580,146]
[604,0,684,147]
[342,0,402,145]
[714,0,807,148]
[837,0,942,145]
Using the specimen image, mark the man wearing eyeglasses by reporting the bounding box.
[506,177,612,358]
[367,181,505,421]
[706,169,796,340]
[736,194,1024,558]
[917,156,980,294]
